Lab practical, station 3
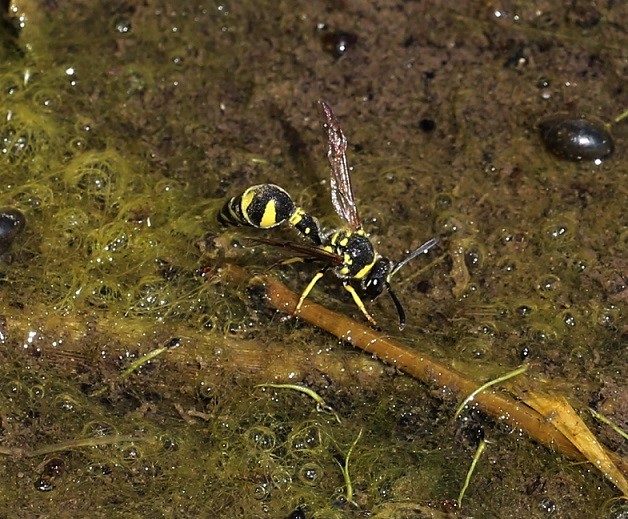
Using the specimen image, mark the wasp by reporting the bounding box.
[218,100,438,329]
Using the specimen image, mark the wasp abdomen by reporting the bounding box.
[218,184,322,245]
[218,184,293,228]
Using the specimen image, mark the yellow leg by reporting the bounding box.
[342,283,377,326]
[294,270,325,316]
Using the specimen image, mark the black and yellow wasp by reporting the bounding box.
[218,100,438,329]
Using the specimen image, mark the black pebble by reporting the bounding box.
[286,508,306,519]
[538,113,614,161]
[0,208,26,254]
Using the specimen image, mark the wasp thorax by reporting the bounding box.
[328,231,376,278]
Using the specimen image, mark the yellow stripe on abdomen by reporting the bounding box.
[259,199,278,228]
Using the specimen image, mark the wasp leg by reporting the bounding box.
[342,282,377,326]
[294,267,329,316]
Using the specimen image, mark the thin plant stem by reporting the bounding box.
[457,439,487,508]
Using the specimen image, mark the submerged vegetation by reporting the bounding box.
[0,1,625,517]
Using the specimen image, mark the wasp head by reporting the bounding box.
[362,257,392,300]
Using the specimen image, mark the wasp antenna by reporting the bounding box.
[385,281,406,330]
[390,237,439,279]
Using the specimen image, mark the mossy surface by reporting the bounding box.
[0,1,626,517]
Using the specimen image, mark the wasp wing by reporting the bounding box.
[247,237,343,266]
[320,100,362,231]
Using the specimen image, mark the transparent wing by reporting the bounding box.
[320,100,362,231]
[248,237,343,266]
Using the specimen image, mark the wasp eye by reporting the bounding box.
[363,274,385,300]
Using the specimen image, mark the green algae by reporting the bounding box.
[0,0,626,517]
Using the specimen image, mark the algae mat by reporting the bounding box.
[0,1,626,517]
